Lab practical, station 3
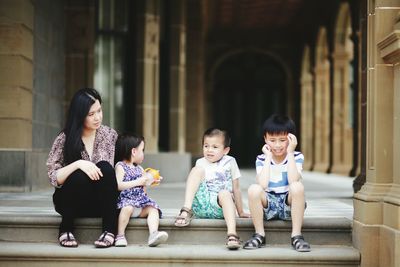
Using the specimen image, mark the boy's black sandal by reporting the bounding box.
[291,235,311,252]
[243,233,265,249]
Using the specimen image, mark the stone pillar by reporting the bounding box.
[65,1,95,102]
[169,0,186,152]
[313,27,331,173]
[300,46,314,171]
[135,0,160,152]
[0,0,33,149]
[185,0,206,156]
[0,0,33,190]
[331,3,354,176]
[353,2,400,267]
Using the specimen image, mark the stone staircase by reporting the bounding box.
[0,171,360,266]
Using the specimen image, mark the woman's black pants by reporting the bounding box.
[53,161,118,235]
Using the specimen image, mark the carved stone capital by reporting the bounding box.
[377,30,400,63]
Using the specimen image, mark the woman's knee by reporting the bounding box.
[97,161,117,186]
[97,161,114,176]
[248,184,264,199]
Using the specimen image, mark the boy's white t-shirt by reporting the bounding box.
[255,151,304,193]
[195,155,241,193]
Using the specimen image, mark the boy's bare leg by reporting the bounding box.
[247,184,267,236]
[176,167,204,224]
[287,181,305,237]
[218,190,237,235]
[118,206,134,236]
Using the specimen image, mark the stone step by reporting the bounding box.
[0,215,352,246]
[0,241,360,267]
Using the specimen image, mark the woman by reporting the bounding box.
[47,88,118,248]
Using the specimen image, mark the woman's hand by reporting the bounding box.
[77,160,103,180]
[287,133,298,154]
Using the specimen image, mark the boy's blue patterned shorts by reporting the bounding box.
[263,191,291,220]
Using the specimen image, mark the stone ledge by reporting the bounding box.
[0,241,360,267]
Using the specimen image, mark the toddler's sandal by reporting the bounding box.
[114,234,128,247]
[243,233,265,249]
[291,235,311,252]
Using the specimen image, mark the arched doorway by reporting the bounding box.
[211,51,287,167]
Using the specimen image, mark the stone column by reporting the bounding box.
[331,51,354,175]
[135,0,161,152]
[185,0,206,156]
[0,0,33,149]
[65,1,95,102]
[313,27,331,173]
[353,2,400,267]
[300,46,314,171]
[0,0,33,190]
[169,0,186,152]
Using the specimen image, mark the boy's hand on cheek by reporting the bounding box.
[287,133,297,153]
[262,144,272,158]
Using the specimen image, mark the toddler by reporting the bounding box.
[114,133,168,247]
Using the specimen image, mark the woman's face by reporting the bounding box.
[84,99,103,131]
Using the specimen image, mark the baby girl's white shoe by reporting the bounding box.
[114,234,128,247]
[148,231,168,247]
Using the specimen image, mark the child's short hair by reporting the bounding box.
[262,114,296,136]
[202,128,231,148]
[114,132,145,165]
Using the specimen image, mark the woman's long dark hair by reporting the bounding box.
[63,88,102,164]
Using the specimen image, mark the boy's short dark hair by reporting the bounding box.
[203,128,231,148]
[262,114,296,136]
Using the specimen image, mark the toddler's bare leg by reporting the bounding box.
[248,184,267,236]
[218,190,237,235]
[117,206,134,235]
[287,181,305,237]
[140,206,159,233]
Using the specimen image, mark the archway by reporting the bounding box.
[210,51,287,167]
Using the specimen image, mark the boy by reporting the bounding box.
[243,114,311,252]
[174,128,250,250]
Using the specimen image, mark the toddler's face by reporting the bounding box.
[202,135,229,163]
[264,132,289,157]
[132,141,145,164]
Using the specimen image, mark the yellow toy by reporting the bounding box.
[144,168,162,186]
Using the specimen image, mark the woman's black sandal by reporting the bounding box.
[243,233,265,249]
[59,232,78,248]
[291,235,311,252]
[94,231,115,248]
